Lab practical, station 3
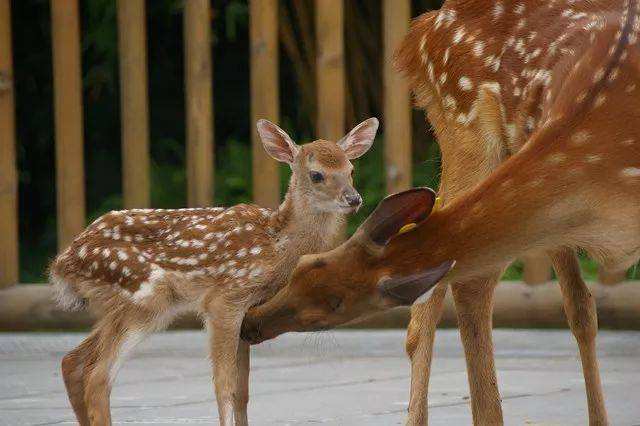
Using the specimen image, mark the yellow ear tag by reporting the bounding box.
[397,197,442,236]
[433,196,443,211]
[398,222,417,234]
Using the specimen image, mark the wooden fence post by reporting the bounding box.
[315,0,345,141]
[117,0,150,208]
[0,0,18,287]
[250,0,280,208]
[51,0,86,251]
[184,0,214,207]
[383,0,412,194]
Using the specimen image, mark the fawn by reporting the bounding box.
[50,117,378,426]
[242,1,640,424]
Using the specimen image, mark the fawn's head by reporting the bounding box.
[242,188,455,343]
[257,118,378,214]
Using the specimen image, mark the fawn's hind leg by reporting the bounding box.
[234,340,250,426]
[205,300,245,426]
[81,311,154,425]
[62,330,100,425]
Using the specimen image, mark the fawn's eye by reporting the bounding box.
[310,171,324,183]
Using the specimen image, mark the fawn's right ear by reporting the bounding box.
[353,188,437,249]
[256,119,300,164]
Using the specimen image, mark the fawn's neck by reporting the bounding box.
[271,179,346,257]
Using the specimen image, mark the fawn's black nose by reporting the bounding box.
[346,193,362,207]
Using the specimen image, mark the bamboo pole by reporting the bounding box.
[184,0,214,207]
[250,0,280,208]
[51,0,86,251]
[117,0,150,208]
[315,0,345,141]
[0,0,18,287]
[383,0,412,194]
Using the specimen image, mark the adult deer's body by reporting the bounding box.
[51,118,377,426]
[242,1,640,424]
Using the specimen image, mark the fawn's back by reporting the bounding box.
[50,205,280,312]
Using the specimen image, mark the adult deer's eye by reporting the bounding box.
[310,171,324,183]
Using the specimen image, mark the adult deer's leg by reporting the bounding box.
[451,274,503,426]
[206,303,244,426]
[405,282,448,425]
[234,340,250,426]
[61,330,100,425]
[550,248,608,425]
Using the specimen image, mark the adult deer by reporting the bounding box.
[242,0,640,424]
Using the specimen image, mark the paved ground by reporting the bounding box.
[1,329,639,425]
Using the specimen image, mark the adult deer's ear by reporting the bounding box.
[256,119,300,164]
[354,187,437,248]
[378,260,455,306]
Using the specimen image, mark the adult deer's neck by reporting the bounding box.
[271,177,346,255]
[382,131,594,283]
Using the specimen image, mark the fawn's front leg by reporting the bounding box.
[234,340,250,426]
[206,302,245,426]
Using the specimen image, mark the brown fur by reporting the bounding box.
[52,118,377,425]
[244,1,640,425]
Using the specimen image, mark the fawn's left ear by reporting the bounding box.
[337,117,379,159]
[256,119,300,164]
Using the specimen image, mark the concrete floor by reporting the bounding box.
[1,329,639,425]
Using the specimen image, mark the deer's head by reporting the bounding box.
[242,188,455,343]
[257,118,378,214]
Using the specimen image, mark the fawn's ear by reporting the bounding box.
[256,119,300,164]
[337,117,379,159]
[354,187,437,247]
[378,260,455,306]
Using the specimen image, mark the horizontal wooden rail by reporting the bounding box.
[2,281,639,331]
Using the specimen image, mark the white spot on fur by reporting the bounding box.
[453,27,466,44]
[473,41,485,57]
[458,76,473,91]
[621,167,640,178]
[571,131,591,145]
[492,2,504,20]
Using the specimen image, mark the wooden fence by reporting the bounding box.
[0,0,629,289]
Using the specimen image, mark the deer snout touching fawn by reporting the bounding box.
[50,117,378,425]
